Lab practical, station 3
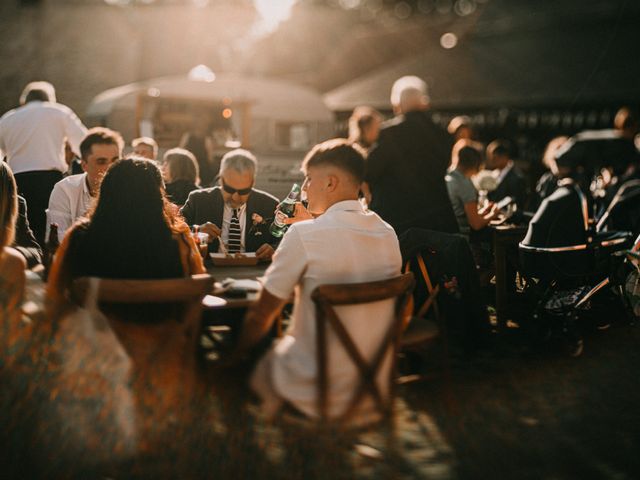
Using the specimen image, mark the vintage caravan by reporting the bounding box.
[86,69,335,198]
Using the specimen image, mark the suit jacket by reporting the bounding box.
[180,186,279,253]
[488,166,528,211]
[366,110,459,235]
[12,196,43,269]
[165,180,200,207]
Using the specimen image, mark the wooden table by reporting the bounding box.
[22,261,272,361]
[21,261,271,316]
[491,224,528,330]
[203,261,269,309]
[207,263,270,282]
[201,261,272,359]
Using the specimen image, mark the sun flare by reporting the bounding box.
[253,0,297,34]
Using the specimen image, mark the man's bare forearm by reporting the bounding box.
[237,288,287,353]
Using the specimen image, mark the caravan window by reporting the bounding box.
[274,123,310,150]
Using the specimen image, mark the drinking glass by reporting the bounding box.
[196,232,209,258]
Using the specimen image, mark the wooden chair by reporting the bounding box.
[273,274,414,468]
[71,274,214,306]
[309,273,415,426]
[69,274,215,403]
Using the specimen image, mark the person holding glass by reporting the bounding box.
[446,140,499,238]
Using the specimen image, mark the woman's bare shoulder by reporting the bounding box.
[0,247,26,314]
[1,247,27,272]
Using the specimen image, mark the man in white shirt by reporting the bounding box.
[238,139,402,421]
[0,81,87,245]
[47,128,123,242]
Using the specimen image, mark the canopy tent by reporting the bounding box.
[323,20,640,113]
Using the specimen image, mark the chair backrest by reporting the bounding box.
[310,273,414,424]
[523,183,589,250]
[404,253,441,322]
[71,274,214,305]
[69,274,215,395]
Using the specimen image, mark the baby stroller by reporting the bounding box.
[518,180,633,356]
[597,178,640,237]
[621,236,640,319]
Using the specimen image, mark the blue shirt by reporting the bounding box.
[446,169,478,235]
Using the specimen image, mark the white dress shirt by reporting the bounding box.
[220,202,247,253]
[0,101,87,174]
[261,200,402,419]
[46,173,94,242]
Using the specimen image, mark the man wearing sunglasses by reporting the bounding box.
[181,149,279,260]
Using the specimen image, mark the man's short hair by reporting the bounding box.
[348,106,381,144]
[453,139,483,171]
[301,139,366,183]
[447,115,471,136]
[20,81,56,104]
[163,147,199,183]
[614,107,638,131]
[390,75,429,107]
[80,127,124,160]
[132,136,158,157]
[220,149,257,176]
[487,139,512,158]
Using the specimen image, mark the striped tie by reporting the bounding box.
[228,208,242,254]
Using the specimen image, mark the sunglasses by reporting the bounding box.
[221,180,252,196]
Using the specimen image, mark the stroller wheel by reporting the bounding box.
[555,310,584,357]
[561,321,584,357]
[564,336,584,357]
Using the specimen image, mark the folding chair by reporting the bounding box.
[403,252,442,325]
[398,252,448,384]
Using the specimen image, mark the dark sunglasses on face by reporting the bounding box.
[222,180,252,196]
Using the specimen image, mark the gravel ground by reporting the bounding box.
[2,311,639,479]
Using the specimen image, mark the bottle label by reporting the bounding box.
[273,210,288,228]
[287,190,300,201]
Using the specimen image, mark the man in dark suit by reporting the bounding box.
[365,76,459,235]
[12,195,43,269]
[486,140,528,211]
[180,149,279,261]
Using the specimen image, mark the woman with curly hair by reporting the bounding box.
[0,162,25,320]
[47,157,205,320]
